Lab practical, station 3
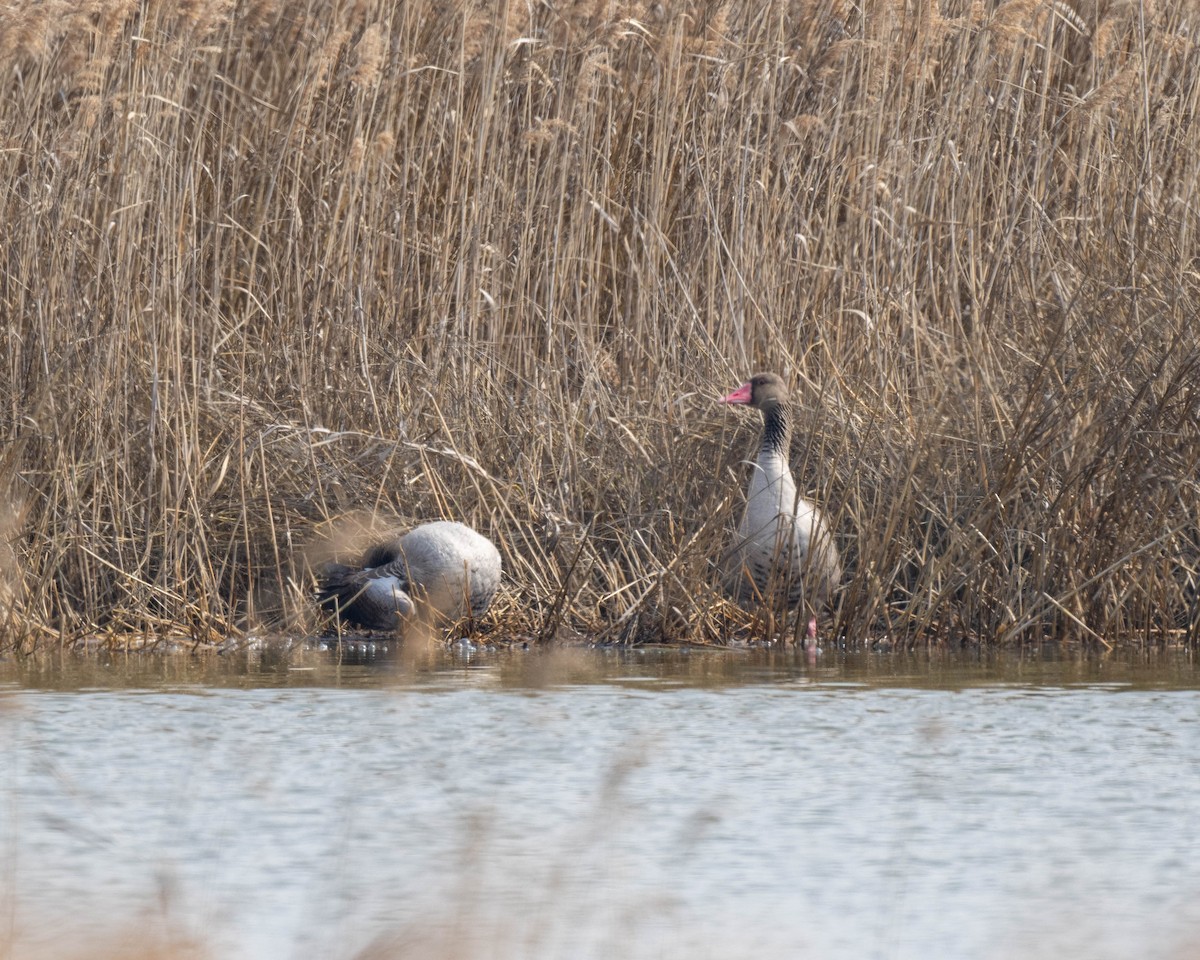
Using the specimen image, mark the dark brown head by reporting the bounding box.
[720,372,789,411]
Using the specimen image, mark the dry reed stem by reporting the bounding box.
[2,0,1200,650]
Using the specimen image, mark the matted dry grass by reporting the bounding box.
[2,0,1199,650]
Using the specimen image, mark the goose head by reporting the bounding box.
[720,372,789,411]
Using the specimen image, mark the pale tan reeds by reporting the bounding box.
[2,0,1199,650]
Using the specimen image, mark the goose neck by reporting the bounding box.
[760,401,790,457]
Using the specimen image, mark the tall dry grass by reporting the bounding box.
[1,0,1199,650]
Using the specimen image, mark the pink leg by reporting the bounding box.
[805,616,819,662]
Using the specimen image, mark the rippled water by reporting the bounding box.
[2,646,1200,959]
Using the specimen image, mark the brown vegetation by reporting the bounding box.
[2,0,1200,650]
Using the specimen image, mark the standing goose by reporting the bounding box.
[317,520,502,631]
[721,373,841,642]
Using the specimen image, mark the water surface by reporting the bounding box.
[2,646,1199,959]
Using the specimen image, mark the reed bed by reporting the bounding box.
[2,0,1199,650]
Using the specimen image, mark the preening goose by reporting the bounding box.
[721,372,841,642]
[317,520,502,631]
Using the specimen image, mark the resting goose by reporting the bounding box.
[317,520,502,631]
[721,372,841,642]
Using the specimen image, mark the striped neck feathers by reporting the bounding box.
[759,399,790,458]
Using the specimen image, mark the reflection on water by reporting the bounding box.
[2,646,1199,959]
[5,643,1200,693]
